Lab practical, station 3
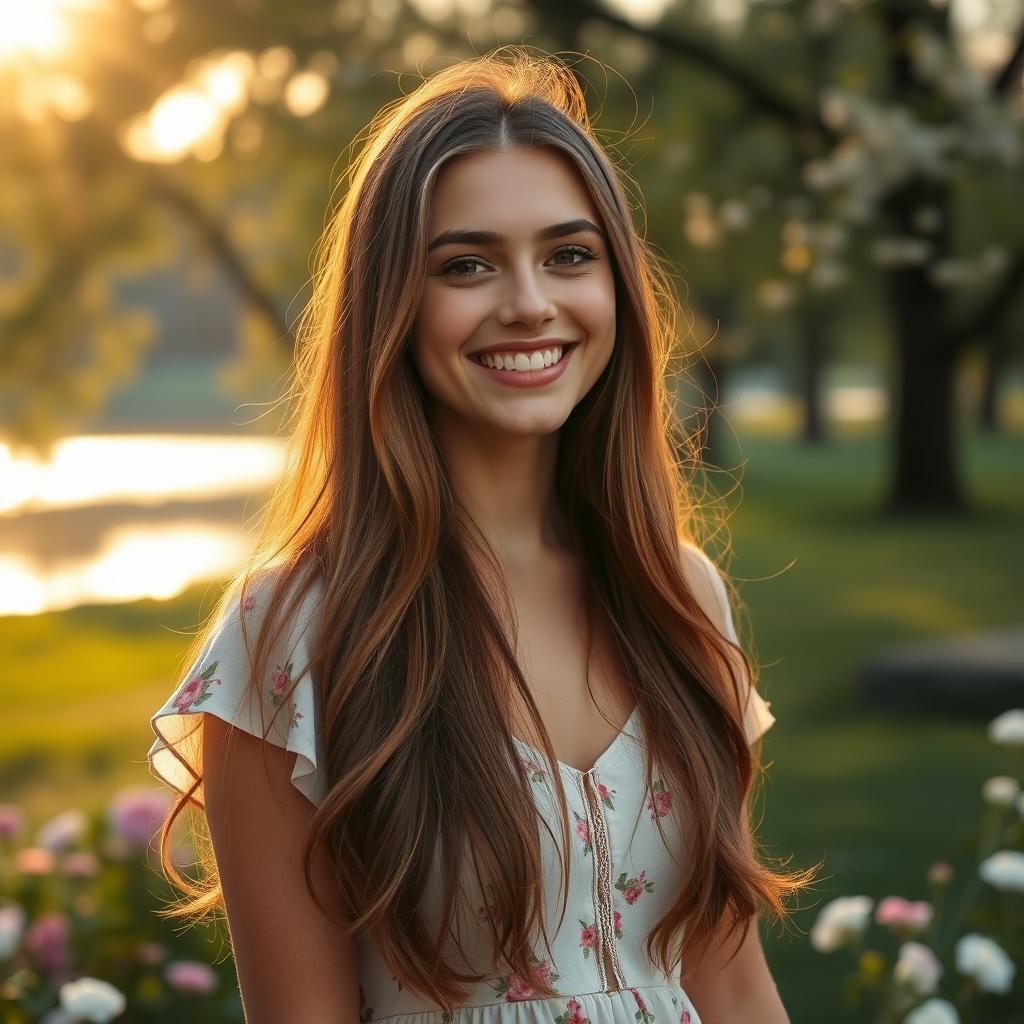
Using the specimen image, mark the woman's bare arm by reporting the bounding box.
[202,714,361,1023]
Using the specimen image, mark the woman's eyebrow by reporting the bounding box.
[427,218,607,253]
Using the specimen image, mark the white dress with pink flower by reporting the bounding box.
[147,551,776,1024]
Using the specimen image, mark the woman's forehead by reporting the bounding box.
[428,148,600,230]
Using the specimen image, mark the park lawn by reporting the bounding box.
[1,409,1021,1022]
[714,414,1022,1020]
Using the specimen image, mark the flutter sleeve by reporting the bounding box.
[147,571,327,809]
[693,547,777,746]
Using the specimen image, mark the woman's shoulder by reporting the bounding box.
[146,562,328,809]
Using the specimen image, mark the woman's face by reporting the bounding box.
[412,146,617,440]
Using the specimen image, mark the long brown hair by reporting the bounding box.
[155,44,819,1009]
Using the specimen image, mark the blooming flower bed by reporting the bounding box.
[809,709,1024,1022]
[0,787,237,1023]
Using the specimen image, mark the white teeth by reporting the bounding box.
[477,346,565,371]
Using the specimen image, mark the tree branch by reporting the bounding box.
[944,246,1024,355]
[992,27,1024,95]
[548,0,832,141]
[145,174,294,348]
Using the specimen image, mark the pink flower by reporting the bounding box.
[15,847,55,875]
[647,789,671,818]
[25,912,72,976]
[505,974,537,1000]
[107,786,171,850]
[628,988,648,1012]
[597,783,610,800]
[164,960,218,994]
[575,819,590,845]
[579,925,596,949]
[242,592,256,610]
[613,910,622,934]
[875,896,933,931]
[173,676,205,713]
[135,942,166,964]
[61,852,99,878]
[0,804,25,842]
[680,1010,692,1023]
[270,668,291,698]
[566,997,587,1024]
[625,885,644,905]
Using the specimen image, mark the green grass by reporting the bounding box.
[712,414,1023,1020]
[2,411,1021,1022]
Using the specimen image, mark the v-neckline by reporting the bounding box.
[511,704,641,777]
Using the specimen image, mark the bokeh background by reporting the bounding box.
[2,1,1023,1021]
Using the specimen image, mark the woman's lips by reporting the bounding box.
[467,344,577,389]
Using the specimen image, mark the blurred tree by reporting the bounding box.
[543,0,1023,511]
[0,0,1020,513]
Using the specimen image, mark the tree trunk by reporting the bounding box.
[798,305,828,445]
[886,327,964,513]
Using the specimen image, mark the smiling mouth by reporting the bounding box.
[469,343,578,372]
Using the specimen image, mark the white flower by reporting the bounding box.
[59,977,127,1023]
[871,236,932,267]
[810,895,873,952]
[894,941,943,995]
[756,279,797,312]
[719,200,751,230]
[982,776,1021,807]
[0,903,26,959]
[979,850,1024,893]
[903,998,960,1024]
[955,933,1016,994]
[35,810,88,854]
[988,709,1024,745]
[809,261,848,291]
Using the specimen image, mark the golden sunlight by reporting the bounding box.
[0,0,97,62]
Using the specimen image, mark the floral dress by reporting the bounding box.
[147,552,776,1024]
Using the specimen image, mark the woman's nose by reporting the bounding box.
[497,266,557,327]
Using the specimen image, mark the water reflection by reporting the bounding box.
[0,435,285,514]
[1,434,284,615]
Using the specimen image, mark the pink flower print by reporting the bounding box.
[578,919,597,959]
[173,661,222,713]
[613,909,623,939]
[628,987,656,1024]
[477,881,499,924]
[242,592,256,611]
[555,997,591,1024]
[287,702,304,730]
[572,810,592,856]
[616,868,655,905]
[680,1010,691,1023]
[489,953,560,1001]
[646,779,671,820]
[518,757,546,784]
[596,781,616,811]
[269,662,294,704]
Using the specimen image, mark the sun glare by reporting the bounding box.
[0,1,67,59]
[0,0,100,62]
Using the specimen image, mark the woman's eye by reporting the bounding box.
[441,244,598,278]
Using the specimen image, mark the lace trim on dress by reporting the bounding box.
[583,770,627,990]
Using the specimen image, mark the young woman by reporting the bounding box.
[148,45,817,1024]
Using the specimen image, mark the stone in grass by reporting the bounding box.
[860,625,1024,716]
